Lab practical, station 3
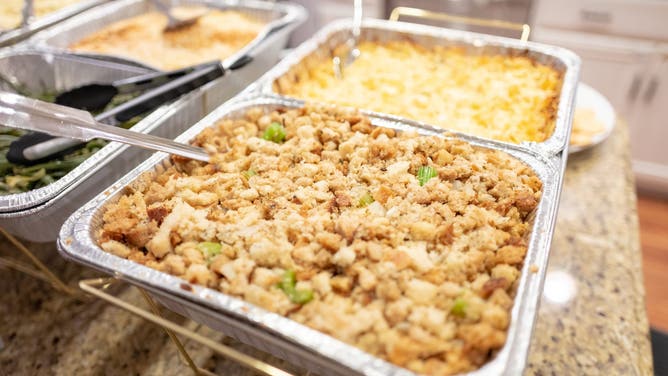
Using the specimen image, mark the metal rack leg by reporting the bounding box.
[0,227,77,295]
[138,288,216,376]
[79,277,295,376]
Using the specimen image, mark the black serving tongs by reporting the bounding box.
[54,61,218,111]
[4,17,287,165]
[5,63,224,165]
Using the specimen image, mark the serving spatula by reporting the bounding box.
[0,92,210,163]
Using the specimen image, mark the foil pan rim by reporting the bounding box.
[59,94,566,376]
[254,18,581,157]
[0,0,105,47]
[0,50,155,212]
[0,0,306,212]
[26,0,308,71]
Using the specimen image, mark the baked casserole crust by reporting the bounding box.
[274,40,562,144]
[69,6,265,70]
[0,0,81,30]
[98,105,542,375]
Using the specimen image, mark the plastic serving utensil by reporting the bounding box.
[55,61,218,112]
[6,64,223,165]
[0,92,210,163]
[3,16,285,165]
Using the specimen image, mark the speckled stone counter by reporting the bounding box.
[0,120,653,375]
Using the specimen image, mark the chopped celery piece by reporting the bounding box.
[358,192,374,207]
[262,122,286,143]
[277,269,314,304]
[451,297,467,318]
[242,168,257,179]
[417,165,438,186]
[197,242,222,260]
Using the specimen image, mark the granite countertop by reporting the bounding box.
[0,120,653,375]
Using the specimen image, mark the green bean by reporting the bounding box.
[6,169,46,190]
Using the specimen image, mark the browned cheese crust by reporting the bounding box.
[98,105,542,375]
[69,7,265,70]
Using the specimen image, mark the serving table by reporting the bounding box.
[0,119,653,375]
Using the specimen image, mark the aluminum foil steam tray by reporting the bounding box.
[27,0,307,72]
[59,95,568,375]
[0,0,105,47]
[0,1,306,242]
[254,18,581,157]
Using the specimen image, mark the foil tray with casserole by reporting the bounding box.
[59,96,567,376]
[0,0,104,47]
[260,19,580,154]
[0,1,305,242]
[28,0,307,71]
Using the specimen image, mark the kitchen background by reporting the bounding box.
[289,0,668,194]
[287,0,668,370]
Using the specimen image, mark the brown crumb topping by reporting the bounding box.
[98,105,542,375]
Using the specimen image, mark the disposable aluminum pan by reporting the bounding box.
[0,2,305,242]
[0,0,105,47]
[0,51,151,211]
[27,0,307,71]
[58,95,567,376]
[255,18,581,156]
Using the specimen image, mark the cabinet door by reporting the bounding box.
[532,0,668,41]
[631,56,668,193]
[532,27,653,118]
[572,49,649,118]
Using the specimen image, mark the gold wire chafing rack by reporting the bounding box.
[389,6,531,42]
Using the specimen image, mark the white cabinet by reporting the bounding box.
[531,1,668,193]
[630,54,668,192]
[531,27,655,118]
[532,0,668,41]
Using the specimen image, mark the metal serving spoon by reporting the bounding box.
[333,0,363,79]
[0,92,210,163]
[149,0,204,32]
[20,0,34,28]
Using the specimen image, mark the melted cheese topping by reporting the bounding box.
[69,7,265,70]
[276,41,562,143]
[0,0,81,30]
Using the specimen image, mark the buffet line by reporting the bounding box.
[0,1,581,375]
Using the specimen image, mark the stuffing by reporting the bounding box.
[98,105,541,375]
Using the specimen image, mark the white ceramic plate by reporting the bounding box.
[569,82,616,153]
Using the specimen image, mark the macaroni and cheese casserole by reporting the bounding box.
[275,41,562,144]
